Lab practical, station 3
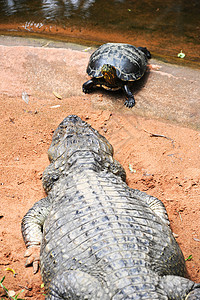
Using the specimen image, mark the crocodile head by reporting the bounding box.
[48,115,113,162]
[43,115,126,189]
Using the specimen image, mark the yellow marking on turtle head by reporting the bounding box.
[101,64,117,85]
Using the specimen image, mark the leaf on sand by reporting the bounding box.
[53,91,62,100]
[185,254,192,261]
[5,267,17,276]
[50,105,61,109]
[128,164,136,173]
[7,290,15,297]
[22,91,29,104]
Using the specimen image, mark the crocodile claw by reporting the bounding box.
[24,245,40,274]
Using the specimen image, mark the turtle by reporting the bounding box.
[82,43,151,108]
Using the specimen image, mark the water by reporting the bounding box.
[0,0,199,66]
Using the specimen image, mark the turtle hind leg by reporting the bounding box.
[138,46,151,59]
[82,78,95,94]
[122,84,135,108]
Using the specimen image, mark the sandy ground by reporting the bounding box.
[0,36,200,299]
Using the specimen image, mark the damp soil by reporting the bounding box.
[0,37,199,299]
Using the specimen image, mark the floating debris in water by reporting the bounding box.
[42,41,51,47]
[22,91,29,104]
[177,50,185,58]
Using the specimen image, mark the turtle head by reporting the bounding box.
[101,64,117,85]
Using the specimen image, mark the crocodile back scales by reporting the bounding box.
[39,115,186,299]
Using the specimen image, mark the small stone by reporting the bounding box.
[8,290,15,297]
[173,233,179,238]
[193,238,200,242]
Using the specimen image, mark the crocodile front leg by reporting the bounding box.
[21,197,51,273]
[129,188,170,225]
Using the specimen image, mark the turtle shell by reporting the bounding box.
[87,43,149,82]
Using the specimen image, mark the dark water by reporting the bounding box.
[0,0,199,66]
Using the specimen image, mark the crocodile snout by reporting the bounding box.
[65,115,81,124]
[59,115,83,129]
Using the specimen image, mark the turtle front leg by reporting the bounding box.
[122,84,135,108]
[82,78,96,94]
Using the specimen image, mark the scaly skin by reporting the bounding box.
[21,115,200,299]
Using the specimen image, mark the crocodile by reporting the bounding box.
[21,115,200,300]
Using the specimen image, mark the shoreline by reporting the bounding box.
[0,23,200,69]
